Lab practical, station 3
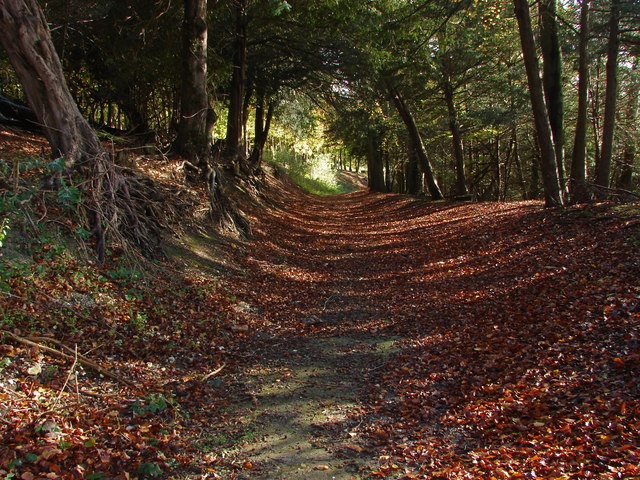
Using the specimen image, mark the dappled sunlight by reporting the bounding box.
[223,185,640,477]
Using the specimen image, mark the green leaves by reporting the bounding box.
[270,0,292,16]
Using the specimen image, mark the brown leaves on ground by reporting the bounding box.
[224,191,640,479]
[1,128,639,478]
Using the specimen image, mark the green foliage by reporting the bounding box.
[266,149,355,195]
[136,462,163,478]
[132,393,175,416]
[129,312,148,333]
[0,217,9,252]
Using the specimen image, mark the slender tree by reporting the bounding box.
[618,59,639,190]
[570,0,591,203]
[248,92,275,168]
[387,83,444,200]
[539,0,565,189]
[513,0,564,207]
[442,73,468,197]
[597,0,621,188]
[224,0,248,159]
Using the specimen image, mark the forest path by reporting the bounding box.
[206,190,425,479]
[194,188,640,479]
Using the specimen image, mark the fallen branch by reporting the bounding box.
[0,330,136,388]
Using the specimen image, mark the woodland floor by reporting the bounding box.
[1,128,640,479]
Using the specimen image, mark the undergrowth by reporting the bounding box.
[0,150,242,479]
[265,149,357,195]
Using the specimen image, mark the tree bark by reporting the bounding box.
[406,147,421,194]
[513,131,528,199]
[618,60,638,190]
[596,0,620,188]
[513,0,564,207]
[442,74,468,196]
[175,0,213,168]
[224,0,248,159]
[0,0,103,167]
[570,0,591,203]
[387,83,443,200]
[249,94,274,168]
[0,0,157,260]
[540,0,566,190]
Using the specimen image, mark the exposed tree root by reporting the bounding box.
[208,165,252,239]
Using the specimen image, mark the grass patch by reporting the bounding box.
[266,149,360,196]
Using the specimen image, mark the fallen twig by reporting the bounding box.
[0,330,136,387]
[54,343,79,408]
[201,363,226,381]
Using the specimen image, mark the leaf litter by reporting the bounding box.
[1,130,639,478]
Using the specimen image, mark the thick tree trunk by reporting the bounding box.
[540,0,566,190]
[0,0,103,167]
[570,0,591,203]
[0,0,158,260]
[513,0,564,207]
[597,0,620,188]
[387,83,443,200]
[175,0,212,168]
[224,0,248,159]
[442,75,468,196]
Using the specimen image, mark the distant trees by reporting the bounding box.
[570,0,591,203]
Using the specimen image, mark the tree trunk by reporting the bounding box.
[0,0,103,167]
[442,74,468,196]
[590,58,603,171]
[224,0,248,159]
[513,131,528,199]
[570,0,591,203]
[597,0,620,188]
[249,95,274,169]
[513,0,564,207]
[387,83,443,200]
[406,147,421,194]
[494,134,502,200]
[175,0,212,167]
[366,129,386,192]
[384,148,391,191]
[540,0,566,190]
[241,82,253,157]
[0,0,157,260]
[618,60,638,190]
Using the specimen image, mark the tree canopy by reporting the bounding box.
[1,0,639,202]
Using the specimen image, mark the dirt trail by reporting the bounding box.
[199,189,640,479]
[208,191,414,479]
